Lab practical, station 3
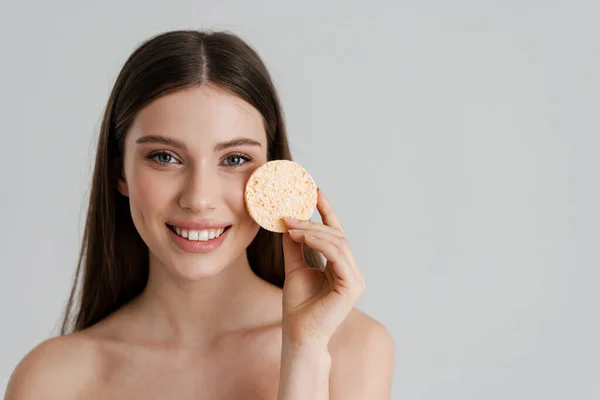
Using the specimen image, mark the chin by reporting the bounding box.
[168,257,230,281]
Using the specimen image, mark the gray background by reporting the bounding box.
[1,0,599,398]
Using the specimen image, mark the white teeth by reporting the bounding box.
[173,227,226,242]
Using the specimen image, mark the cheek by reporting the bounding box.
[128,166,176,216]
[222,173,250,217]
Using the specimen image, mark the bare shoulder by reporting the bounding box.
[4,333,101,400]
[328,309,395,399]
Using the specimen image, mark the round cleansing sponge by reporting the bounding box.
[245,160,317,233]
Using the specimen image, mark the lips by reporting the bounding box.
[166,224,231,242]
[166,224,231,254]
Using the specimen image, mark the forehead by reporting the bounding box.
[129,84,267,147]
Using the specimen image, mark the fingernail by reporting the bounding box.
[288,229,303,236]
[284,217,299,223]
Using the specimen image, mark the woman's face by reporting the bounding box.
[118,84,268,280]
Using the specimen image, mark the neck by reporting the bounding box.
[128,251,281,347]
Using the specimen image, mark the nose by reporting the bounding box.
[178,162,220,213]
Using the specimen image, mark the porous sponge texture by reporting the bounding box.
[245,160,317,233]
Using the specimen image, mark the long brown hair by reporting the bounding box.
[60,30,323,335]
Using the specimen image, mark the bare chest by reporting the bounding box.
[85,338,281,400]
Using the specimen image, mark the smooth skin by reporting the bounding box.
[5,85,394,399]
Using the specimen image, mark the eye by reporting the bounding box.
[147,151,179,165]
[223,152,252,167]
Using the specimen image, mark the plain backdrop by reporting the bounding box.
[1,1,599,398]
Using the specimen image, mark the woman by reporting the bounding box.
[5,29,394,399]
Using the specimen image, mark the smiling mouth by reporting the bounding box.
[166,224,232,241]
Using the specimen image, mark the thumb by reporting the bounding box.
[281,232,306,276]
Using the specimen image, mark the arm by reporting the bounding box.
[277,340,331,400]
[278,187,361,399]
[277,312,395,400]
[278,189,394,399]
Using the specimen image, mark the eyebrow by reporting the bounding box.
[135,135,263,152]
[214,137,263,151]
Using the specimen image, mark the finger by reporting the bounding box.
[281,232,306,276]
[283,217,345,238]
[316,189,345,236]
[289,226,362,284]
[312,189,364,283]
[289,229,354,285]
[288,228,347,254]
